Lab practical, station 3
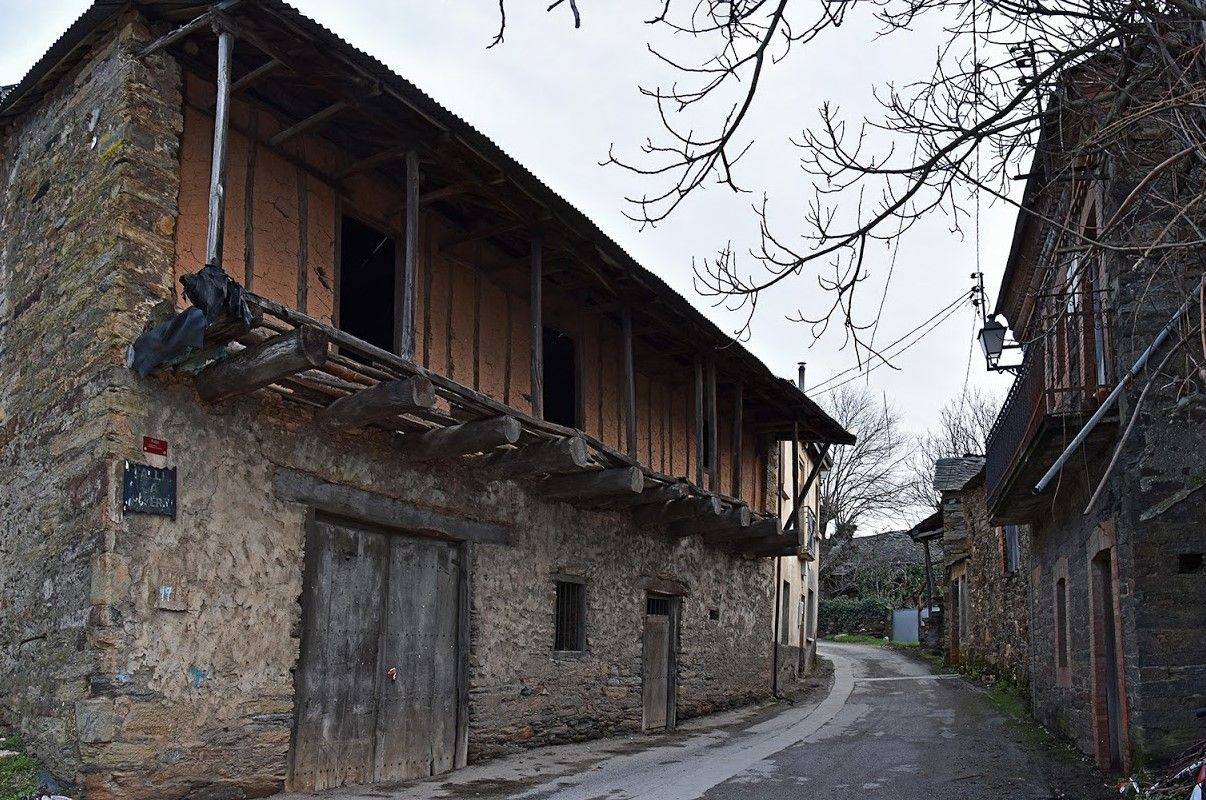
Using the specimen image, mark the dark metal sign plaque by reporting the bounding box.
[122,461,177,519]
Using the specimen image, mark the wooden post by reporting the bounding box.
[732,381,743,499]
[400,151,419,360]
[669,506,751,539]
[196,327,328,403]
[694,356,704,487]
[541,467,644,500]
[399,416,521,462]
[315,377,435,430]
[622,306,637,459]
[483,436,589,479]
[790,421,801,530]
[706,359,718,492]
[530,236,543,419]
[205,28,234,265]
[636,495,723,526]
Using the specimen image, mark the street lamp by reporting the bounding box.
[978,316,1019,372]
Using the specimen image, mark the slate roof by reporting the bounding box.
[933,456,986,493]
[825,530,936,577]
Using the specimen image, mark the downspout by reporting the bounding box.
[771,553,782,697]
[1034,273,1206,493]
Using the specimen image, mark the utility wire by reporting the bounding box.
[807,291,971,394]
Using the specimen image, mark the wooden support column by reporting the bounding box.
[706,358,718,492]
[731,381,743,499]
[541,467,644,501]
[484,436,589,479]
[601,482,689,510]
[621,306,637,459]
[400,416,521,461]
[315,377,435,430]
[790,421,800,529]
[636,495,723,526]
[694,356,704,487]
[669,506,750,539]
[205,28,234,265]
[530,236,543,419]
[400,151,419,360]
[197,327,328,403]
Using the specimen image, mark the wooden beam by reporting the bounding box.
[599,481,689,510]
[420,181,481,205]
[138,4,231,57]
[296,168,308,311]
[703,516,780,546]
[636,495,723,526]
[483,436,589,479]
[337,146,410,180]
[541,467,644,501]
[205,29,234,265]
[399,415,521,461]
[622,306,637,459]
[196,327,328,403]
[670,506,751,539]
[442,222,525,249]
[400,151,419,360]
[706,358,718,492]
[269,100,351,147]
[694,355,704,487]
[732,381,743,498]
[742,534,802,558]
[315,377,435,430]
[206,59,285,111]
[530,236,544,419]
[274,468,510,545]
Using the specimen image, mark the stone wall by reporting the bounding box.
[0,13,183,785]
[940,482,1030,688]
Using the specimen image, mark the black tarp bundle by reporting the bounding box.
[126,264,252,377]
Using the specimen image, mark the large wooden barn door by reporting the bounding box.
[642,595,678,731]
[289,516,461,791]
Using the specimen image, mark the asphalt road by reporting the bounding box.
[282,642,1112,800]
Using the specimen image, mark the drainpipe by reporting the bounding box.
[771,551,782,697]
[1034,274,1206,494]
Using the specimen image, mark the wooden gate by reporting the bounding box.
[642,595,678,731]
[289,515,462,791]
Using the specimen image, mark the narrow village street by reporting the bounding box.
[278,643,1111,800]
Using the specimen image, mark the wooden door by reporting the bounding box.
[289,516,462,791]
[642,595,676,731]
[374,536,460,781]
[291,518,388,791]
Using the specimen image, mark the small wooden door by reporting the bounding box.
[289,516,462,791]
[642,595,677,731]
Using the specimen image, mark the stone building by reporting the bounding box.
[928,457,1030,688]
[0,3,852,798]
[983,65,1206,770]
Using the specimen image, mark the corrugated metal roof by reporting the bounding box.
[0,0,854,445]
[933,456,986,492]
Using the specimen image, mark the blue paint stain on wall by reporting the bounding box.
[115,670,130,685]
[188,665,207,688]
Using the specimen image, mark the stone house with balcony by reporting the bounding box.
[0,3,852,798]
[983,72,1205,771]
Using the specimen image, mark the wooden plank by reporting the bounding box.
[482,436,590,478]
[269,100,351,147]
[668,506,750,539]
[398,416,521,461]
[205,29,234,265]
[694,356,704,487]
[530,236,544,418]
[243,111,257,289]
[472,273,482,391]
[274,468,511,545]
[622,306,637,459]
[643,613,670,730]
[401,151,419,360]
[315,377,435,430]
[196,327,328,403]
[635,495,723,526]
[599,481,689,510]
[455,541,471,768]
[706,358,718,492]
[541,467,643,500]
[732,381,743,499]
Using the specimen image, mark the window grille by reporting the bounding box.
[646,596,671,616]
[554,580,586,651]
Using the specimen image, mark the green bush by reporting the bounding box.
[818,596,890,637]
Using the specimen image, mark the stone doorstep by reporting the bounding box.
[267,677,838,800]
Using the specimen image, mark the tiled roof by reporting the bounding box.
[933,456,986,492]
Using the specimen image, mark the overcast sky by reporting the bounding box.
[3,2,1018,526]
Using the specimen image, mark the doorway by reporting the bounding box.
[289,515,464,791]
[642,594,679,731]
[1091,549,1125,770]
